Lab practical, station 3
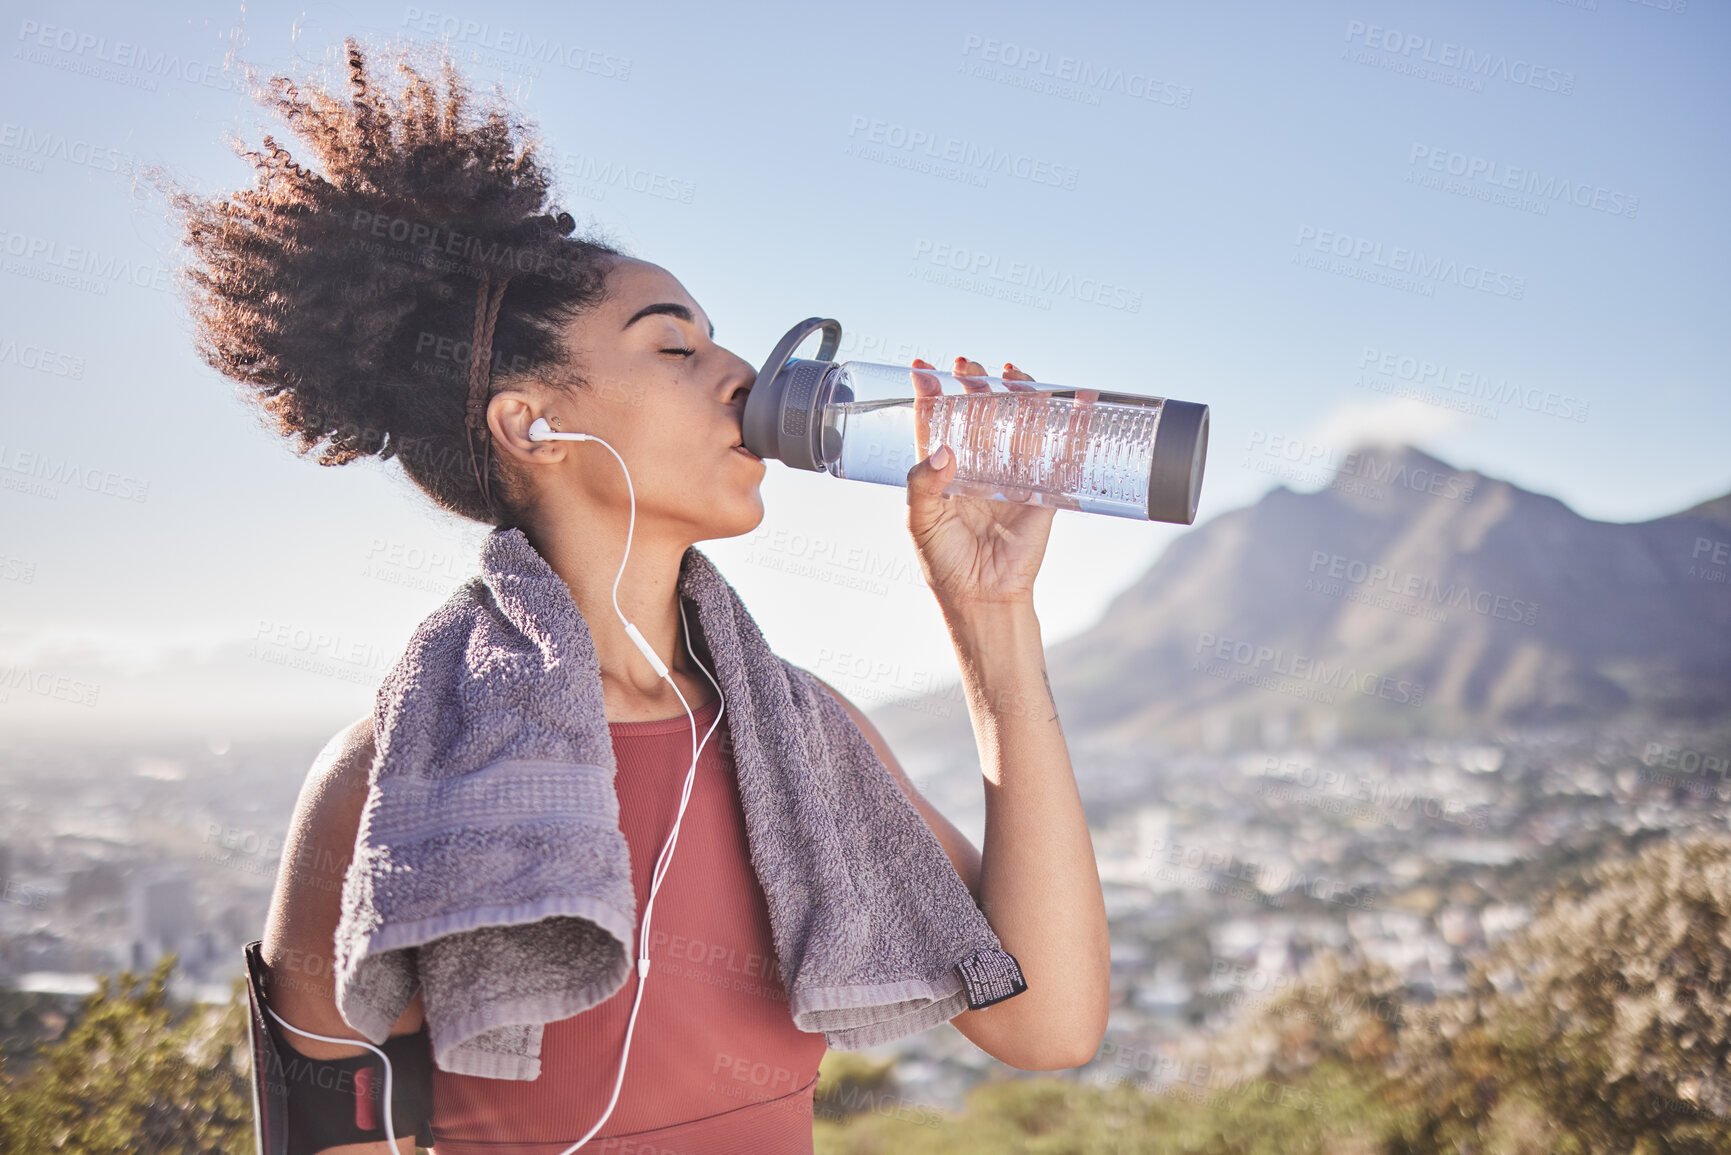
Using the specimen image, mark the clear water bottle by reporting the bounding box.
[741,318,1209,524]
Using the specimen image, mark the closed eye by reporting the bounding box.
[661,347,696,357]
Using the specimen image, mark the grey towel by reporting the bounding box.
[332,526,1027,1080]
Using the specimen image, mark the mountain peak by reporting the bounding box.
[1333,441,1468,480]
[871,444,1731,758]
[1300,441,1488,510]
[1672,491,1731,531]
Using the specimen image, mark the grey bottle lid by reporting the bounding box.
[1146,400,1209,525]
[742,318,842,472]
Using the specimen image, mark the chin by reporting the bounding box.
[698,488,766,542]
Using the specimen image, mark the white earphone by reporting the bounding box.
[268,415,724,1152]
[528,417,671,679]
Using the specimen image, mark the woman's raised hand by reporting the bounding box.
[905,356,1056,613]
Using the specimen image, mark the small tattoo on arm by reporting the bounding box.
[1042,666,1060,726]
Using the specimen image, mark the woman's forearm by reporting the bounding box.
[943,598,1110,1067]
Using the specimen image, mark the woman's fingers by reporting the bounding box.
[954,356,993,393]
[923,356,1038,391]
[909,358,944,397]
[1003,361,1037,392]
[915,356,1044,465]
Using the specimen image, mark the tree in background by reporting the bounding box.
[1191,831,1731,1152]
[0,955,251,1154]
[814,832,1731,1153]
[1396,831,1731,1151]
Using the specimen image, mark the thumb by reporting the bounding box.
[906,444,955,519]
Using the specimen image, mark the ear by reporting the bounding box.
[488,391,568,465]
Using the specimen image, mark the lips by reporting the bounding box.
[732,428,762,461]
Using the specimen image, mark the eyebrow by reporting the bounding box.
[622,301,714,339]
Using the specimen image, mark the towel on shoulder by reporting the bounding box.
[332,527,1026,1080]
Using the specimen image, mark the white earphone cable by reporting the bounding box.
[260,1010,402,1150]
[547,428,724,1151]
[266,421,723,1153]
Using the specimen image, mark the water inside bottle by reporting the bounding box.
[824,391,1164,519]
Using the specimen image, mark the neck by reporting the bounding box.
[519,510,704,711]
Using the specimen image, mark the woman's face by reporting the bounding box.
[511,257,767,543]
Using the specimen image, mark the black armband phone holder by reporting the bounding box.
[244,939,435,1154]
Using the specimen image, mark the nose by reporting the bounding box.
[723,349,757,402]
[720,351,757,423]
[720,350,756,436]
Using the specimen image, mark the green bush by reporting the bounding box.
[818,832,1731,1154]
[0,955,250,1154]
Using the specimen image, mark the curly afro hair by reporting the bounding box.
[168,39,626,525]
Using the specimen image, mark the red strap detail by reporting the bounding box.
[354,1063,378,1131]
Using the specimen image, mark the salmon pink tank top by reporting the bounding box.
[430,697,828,1154]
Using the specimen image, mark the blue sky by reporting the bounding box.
[1,0,1726,741]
